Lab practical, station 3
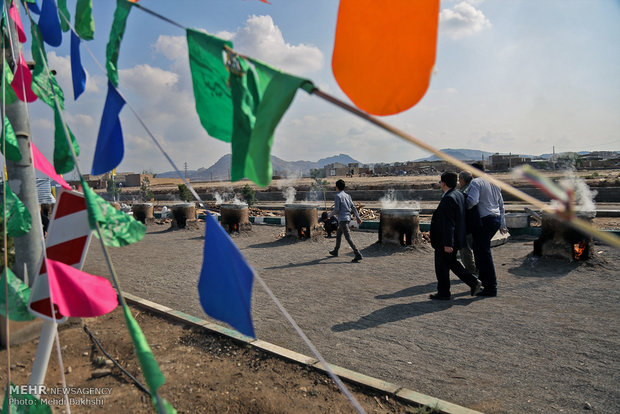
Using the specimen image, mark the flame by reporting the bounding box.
[233,223,239,232]
[300,228,308,238]
[573,241,586,260]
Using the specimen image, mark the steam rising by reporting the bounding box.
[283,187,297,204]
[560,171,597,213]
[213,191,247,206]
[380,189,420,210]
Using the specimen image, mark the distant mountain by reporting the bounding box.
[157,153,360,181]
[414,149,495,162]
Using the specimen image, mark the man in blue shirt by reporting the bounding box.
[328,179,363,263]
[466,162,508,297]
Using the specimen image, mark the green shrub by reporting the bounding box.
[178,184,193,202]
[241,184,256,207]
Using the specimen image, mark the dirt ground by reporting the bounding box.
[71,221,620,414]
[1,306,423,413]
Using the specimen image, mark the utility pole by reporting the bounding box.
[3,7,43,286]
[184,162,188,179]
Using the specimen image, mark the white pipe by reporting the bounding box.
[28,320,57,396]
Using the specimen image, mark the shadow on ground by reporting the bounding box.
[332,291,480,332]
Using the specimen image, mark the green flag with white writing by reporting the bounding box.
[82,181,145,247]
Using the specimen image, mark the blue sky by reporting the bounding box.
[17,0,620,175]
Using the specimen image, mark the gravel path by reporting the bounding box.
[83,223,620,413]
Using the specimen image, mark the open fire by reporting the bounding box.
[220,204,252,233]
[533,212,594,262]
[379,208,420,246]
[285,204,322,239]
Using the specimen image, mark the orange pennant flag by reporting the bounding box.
[332,0,440,116]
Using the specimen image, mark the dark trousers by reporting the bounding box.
[472,214,501,293]
[434,249,479,296]
[334,221,361,256]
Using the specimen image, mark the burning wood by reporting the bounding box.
[534,213,594,262]
[284,204,322,239]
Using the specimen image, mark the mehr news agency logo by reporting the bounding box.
[9,385,113,407]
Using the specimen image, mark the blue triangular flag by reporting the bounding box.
[198,212,255,338]
[70,31,86,100]
[39,0,62,47]
[27,0,41,15]
[91,81,125,175]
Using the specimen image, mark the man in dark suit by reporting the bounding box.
[429,172,482,300]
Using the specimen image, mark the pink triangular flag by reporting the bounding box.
[11,52,38,102]
[46,258,118,317]
[9,2,27,43]
[32,142,72,190]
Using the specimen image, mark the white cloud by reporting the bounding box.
[47,52,99,96]
[65,113,95,129]
[221,15,323,74]
[119,64,179,102]
[153,35,187,62]
[440,1,491,39]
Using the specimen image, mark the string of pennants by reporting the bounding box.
[1,0,618,412]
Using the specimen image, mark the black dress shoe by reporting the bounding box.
[329,250,338,257]
[351,254,363,263]
[471,280,482,296]
[475,289,497,297]
[429,293,451,300]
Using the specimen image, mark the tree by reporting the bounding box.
[241,184,256,207]
[310,178,329,209]
[106,177,122,201]
[178,184,193,202]
[140,176,154,202]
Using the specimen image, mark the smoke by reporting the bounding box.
[213,191,247,206]
[283,187,297,204]
[560,170,597,213]
[379,189,420,210]
[214,191,224,205]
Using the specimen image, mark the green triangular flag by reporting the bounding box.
[0,268,35,321]
[1,57,18,106]
[57,0,71,32]
[2,384,51,414]
[0,183,32,237]
[186,28,234,142]
[53,104,80,174]
[229,57,312,187]
[2,115,22,162]
[105,0,133,87]
[30,23,65,110]
[123,305,176,413]
[75,0,95,40]
[82,181,146,247]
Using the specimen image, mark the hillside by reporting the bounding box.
[157,153,360,180]
[414,148,496,162]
